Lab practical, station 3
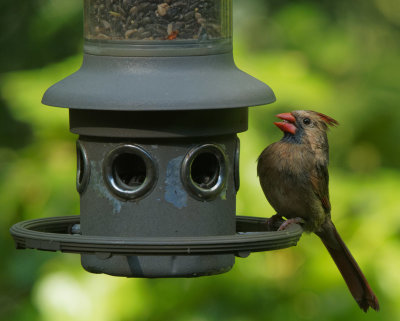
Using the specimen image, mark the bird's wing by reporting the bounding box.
[310,164,331,213]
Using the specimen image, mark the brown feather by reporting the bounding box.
[310,166,331,213]
[316,219,380,312]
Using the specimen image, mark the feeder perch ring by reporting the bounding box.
[10,216,303,256]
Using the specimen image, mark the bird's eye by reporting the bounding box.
[303,118,311,125]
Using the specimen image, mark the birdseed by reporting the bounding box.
[85,0,228,41]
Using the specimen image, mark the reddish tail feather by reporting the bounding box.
[316,220,379,312]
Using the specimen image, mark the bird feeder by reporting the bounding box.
[10,0,302,277]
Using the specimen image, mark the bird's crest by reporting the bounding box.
[316,112,339,127]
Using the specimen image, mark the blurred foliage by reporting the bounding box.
[0,0,399,320]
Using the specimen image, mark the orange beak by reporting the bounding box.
[274,113,297,135]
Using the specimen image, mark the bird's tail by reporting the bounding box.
[316,219,379,312]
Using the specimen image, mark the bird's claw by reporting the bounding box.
[278,217,304,231]
[264,214,285,231]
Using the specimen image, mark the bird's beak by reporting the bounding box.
[274,113,297,135]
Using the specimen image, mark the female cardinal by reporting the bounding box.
[257,110,379,312]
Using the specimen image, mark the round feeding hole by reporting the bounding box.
[76,141,90,194]
[113,153,146,188]
[191,152,219,189]
[104,145,157,200]
[181,144,227,201]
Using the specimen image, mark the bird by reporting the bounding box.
[257,110,379,312]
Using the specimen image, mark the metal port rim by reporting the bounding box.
[76,141,91,194]
[181,144,228,201]
[10,215,303,256]
[103,144,158,201]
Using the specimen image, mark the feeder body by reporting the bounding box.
[7,0,307,278]
[34,0,277,278]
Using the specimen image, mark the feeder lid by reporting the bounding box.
[42,53,275,111]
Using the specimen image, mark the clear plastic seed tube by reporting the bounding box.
[85,0,231,43]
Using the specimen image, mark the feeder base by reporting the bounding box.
[82,253,234,278]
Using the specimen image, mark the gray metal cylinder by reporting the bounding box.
[75,110,242,277]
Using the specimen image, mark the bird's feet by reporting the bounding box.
[264,214,285,231]
[278,217,304,231]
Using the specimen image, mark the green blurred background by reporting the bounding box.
[1,0,399,320]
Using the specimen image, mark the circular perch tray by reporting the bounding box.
[10,215,303,256]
